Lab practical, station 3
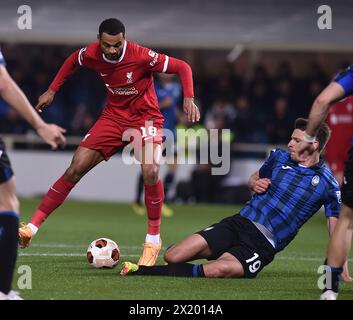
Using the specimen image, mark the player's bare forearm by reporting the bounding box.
[0,65,45,130]
[306,82,345,136]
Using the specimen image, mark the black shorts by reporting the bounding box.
[0,138,14,184]
[197,214,275,278]
[342,146,353,208]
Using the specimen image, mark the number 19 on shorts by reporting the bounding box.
[246,252,262,274]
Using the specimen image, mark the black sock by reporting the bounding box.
[322,259,342,293]
[135,173,144,205]
[0,212,19,294]
[164,172,175,202]
[134,263,205,277]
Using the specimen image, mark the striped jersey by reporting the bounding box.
[240,148,341,252]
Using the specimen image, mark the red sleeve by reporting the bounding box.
[49,50,81,92]
[165,57,194,98]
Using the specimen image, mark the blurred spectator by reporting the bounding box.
[204,98,236,129]
[266,97,292,144]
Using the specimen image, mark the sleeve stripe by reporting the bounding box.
[162,55,169,73]
[78,48,85,66]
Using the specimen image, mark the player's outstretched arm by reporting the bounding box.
[166,57,200,123]
[300,82,345,155]
[0,65,66,150]
[37,50,82,113]
[306,82,345,137]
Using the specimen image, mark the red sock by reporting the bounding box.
[30,176,75,228]
[144,180,164,235]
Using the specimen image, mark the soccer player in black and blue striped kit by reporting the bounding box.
[299,66,353,300]
[121,118,350,281]
[0,49,66,300]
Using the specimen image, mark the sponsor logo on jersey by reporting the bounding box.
[281,165,293,170]
[336,191,342,204]
[105,83,138,95]
[148,50,159,67]
[311,175,320,186]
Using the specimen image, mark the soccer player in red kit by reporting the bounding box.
[19,18,200,266]
[325,96,353,185]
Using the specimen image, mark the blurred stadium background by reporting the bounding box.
[1,0,353,203]
[1,0,353,300]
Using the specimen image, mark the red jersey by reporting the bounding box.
[325,96,353,173]
[50,41,193,125]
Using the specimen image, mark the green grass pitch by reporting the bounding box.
[14,198,353,300]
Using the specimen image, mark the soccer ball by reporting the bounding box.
[86,238,120,268]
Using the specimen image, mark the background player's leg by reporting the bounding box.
[0,177,20,295]
[162,161,177,217]
[137,143,164,266]
[322,204,353,296]
[20,147,104,247]
[132,173,146,216]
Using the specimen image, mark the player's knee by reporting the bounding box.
[142,165,159,185]
[164,247,182,264]
[64,162,87,183]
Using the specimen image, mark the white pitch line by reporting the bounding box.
[30,244,164,250]
[19,253,141,257]
[18,252,352,262]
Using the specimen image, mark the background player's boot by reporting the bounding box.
[138,241,162,266]
[120,262,139,276]
[162,204,174,217]
[132,203,146,216]
[19,223,33,248]
[320,290,338,300]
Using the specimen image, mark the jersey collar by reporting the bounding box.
[102,40,127,64]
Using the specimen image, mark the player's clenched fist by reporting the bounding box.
[36,89,55,113]
[183,97,200,123]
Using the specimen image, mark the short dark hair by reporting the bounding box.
[99,18,125,37]
[294,118,331,153]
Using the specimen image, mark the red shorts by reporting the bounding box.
[80,115,163,160]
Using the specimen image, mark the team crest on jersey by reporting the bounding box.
[336,191,342,204]
[311,175,320,186]
[126,72,133,83]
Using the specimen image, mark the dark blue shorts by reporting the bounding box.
[0,138,14,184]
[342,146,353,208]
[197,214,275,278]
